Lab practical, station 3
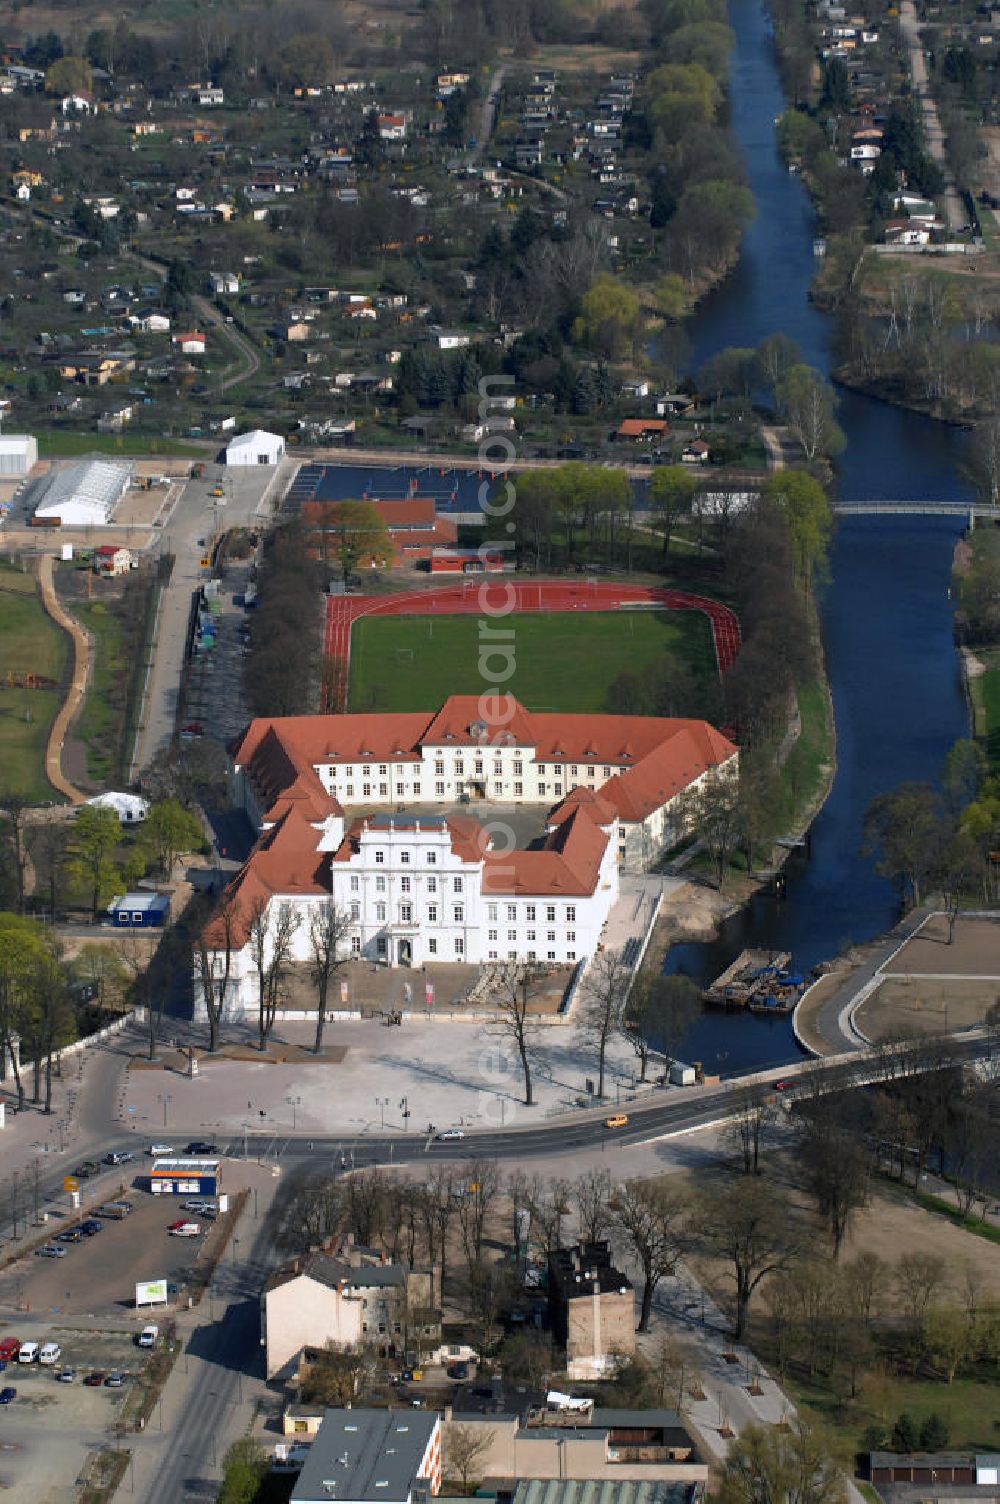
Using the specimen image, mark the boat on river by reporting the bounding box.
[702,949,795,1009]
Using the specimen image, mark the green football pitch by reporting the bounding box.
[346,609,716,713]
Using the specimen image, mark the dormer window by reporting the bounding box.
[469,719,487,736]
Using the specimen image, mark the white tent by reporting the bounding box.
[225,429,284,466]
[85,791,149,824]
[32,459,132,527]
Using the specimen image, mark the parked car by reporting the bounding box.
[147,1143,173,1157]
[79,1219,103,1236]
[0,1388,15,1405]
[168,1221,201,1238]
[184,1141,217,1155]
[35,1244,67,1259]
[182,1199,217,1217]
[56,1228,83,1243]
[39,1344,61,1366]
[104,1372,127,1388]
[447,1362,470,1380]
[57,1368,75,1383]
[72,1161,99,1179]
[83,1372,106,1387]
[104,1150,134,1166]
[0,1340,20,1364]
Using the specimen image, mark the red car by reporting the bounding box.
[0,1340,19,1365]
[772,1078,793,1092]
[83,1372,105,1387]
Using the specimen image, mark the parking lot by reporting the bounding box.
[0,1183,216,1318]
[0,1325,149,1501]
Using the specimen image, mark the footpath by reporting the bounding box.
[37,552,89,804]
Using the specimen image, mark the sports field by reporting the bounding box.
[346,609,716,713]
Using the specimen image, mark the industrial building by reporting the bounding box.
[291,1409,441,1504]
[225,429,284,466]
[31,458,132,527]
[0,434,38,476]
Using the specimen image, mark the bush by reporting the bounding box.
[892,1412,919,1453]
[920,1412,950,1451]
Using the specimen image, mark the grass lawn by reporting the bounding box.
[979,650,1000,772]
[779,677,834,821]
[0,560,68,801]
[72,599,128,784]
[347,609,716,713]
[34,430,203,459]
[786,1367,1000,1455]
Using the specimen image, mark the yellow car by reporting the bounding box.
[604,1113,629,1130]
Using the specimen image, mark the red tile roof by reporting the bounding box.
[617,418,668,437]
[482,804,610,896]
[203,805,332,947]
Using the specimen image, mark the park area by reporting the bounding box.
[345,608,717,713]
[0,559,67,802]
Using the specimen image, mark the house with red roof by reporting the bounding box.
[196,697,736,1018]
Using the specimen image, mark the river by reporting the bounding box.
[663,0,972,1074]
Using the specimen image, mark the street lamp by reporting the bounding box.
[376,1096,390,1131]
[286,1095,302,1131]
[156,1093,173,1129]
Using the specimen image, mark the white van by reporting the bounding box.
[39,1343,61,1365]
[138,1325,159,1349]
[18,1342,39,1364]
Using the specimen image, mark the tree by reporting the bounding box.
[279,33,335,88]
[862,783,949,906]
[575,1168,613,1244]
[457,1159,501,1280]
[581,950,630,1099]
[307,900,351,1056]
[685,773,742,888]
[445,1423,496,1491]
[142,799,203,878]
[301,1344,373,1406]
[775,364,845,464]
[924,1305,972,1383]
[218,1439,268,1504]
[26,945,75,1113]
[492,963,542,1105]
[727,1087,777,1175]
[247,898,300,1051]
[797,1114,871,1256]
[67,805,121,918]
[314,500,391,585]
[896,1251,947,1330]
[717,1418,847,1504]
[0,914,53,1106]
[755,332,801,401]
[648,465,697,557]
[698,1178,794,1340]
[194,889,239,1054]
[0,798,30,914]
[622,972,699,1082]
[941,738,986,816]
[763,470,834,587]
[611,1178,685,1332]
[45,56,93,95]
[572,274,641,359]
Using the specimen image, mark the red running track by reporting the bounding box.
[324,579,741,712]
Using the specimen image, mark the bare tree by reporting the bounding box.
[582,950,630,1099]
[248,898,300,1051]
[445,1423,496,1492]
[115,929,161,1063]
[346,1167,387,1247]
[419,1169,456,1305]
[896,1251,948,1330]
[491,964,542,1105]
[575,1169,613,1245]
[611,1179,686,1332]
[457,1158,501,1280]
[307,900,352,1056]
[697,1178,795,1341]
[194,888,239,1053]
[727,1088,777,1176]
[0,797,30,914]
[526,1174,572,1257]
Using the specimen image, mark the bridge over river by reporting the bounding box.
[833,500,1000,522]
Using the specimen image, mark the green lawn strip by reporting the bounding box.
[979,651,1000,772]
[72,599,128,784]
[347,609,716,714]
[783,1366,1000,1456]
[777,677,834,824]
[34,430,203,458]
[911,1186,1000,1246]
[0,562,68,801]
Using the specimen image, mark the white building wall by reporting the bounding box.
[263,1276,363,1378]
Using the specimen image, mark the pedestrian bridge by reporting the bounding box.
[833,500,1000,522]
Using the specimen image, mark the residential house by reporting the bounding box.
[172,331,206,355]
[377,112,408,140]
[94,544,133,574]
[548,1243,634,1378]
[616,418,669,443]
[261,1238,437,1379]
[97,403,134,433]
[682,439,710,464]
[208,271,240,295]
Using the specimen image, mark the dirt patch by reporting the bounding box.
[857,976,1000,1041]
[889,912,1000,976]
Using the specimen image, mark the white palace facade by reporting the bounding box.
[197,696,736,1019]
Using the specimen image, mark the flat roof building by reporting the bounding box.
[291,1409,441,1504]
[0,434,37,475]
